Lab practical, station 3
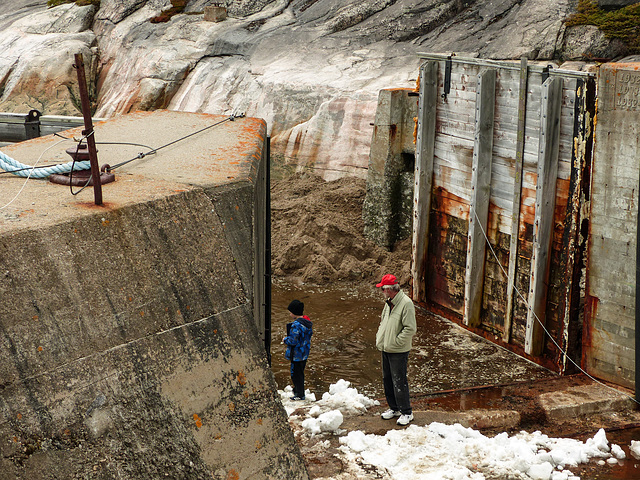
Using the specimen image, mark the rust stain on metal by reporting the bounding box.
[486,206,501,240]
[426,188,468,315]
[423,170,584,372]
[582,295,597,353]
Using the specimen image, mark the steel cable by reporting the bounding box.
[107,113,243,171]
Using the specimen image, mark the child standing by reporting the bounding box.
[283,299,313,400]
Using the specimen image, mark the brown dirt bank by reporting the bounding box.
[270,173,410,286]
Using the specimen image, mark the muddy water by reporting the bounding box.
[271,282,383,398]
[270,282,555,400]
[572,428,640,480]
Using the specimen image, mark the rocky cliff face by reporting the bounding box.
[0,0,627,178]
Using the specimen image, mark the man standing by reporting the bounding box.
[375,274,417,426]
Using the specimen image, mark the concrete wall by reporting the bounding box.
[0,112,307,479]
[362,88,418,250]
[586,61,639,389]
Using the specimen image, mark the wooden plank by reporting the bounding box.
[525,76,564,356]
[436,122,476,138]
[435,110,475,125]
[504,57,529,343]
[433,165,472,198]
[412,61,438,303]
[464,69,496,327]
[434,142,474,169]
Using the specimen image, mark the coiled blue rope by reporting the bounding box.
[0,149,90,178]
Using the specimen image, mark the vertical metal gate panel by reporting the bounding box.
[413,55,595,370]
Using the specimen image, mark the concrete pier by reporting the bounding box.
[362,88,418,250]
[0,110,308,479]
[586,61,640,390]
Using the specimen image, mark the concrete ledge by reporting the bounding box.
[414,409,521,430]
[344,409,521,435]
[538,383,636,421]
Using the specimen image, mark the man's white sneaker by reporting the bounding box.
[380,409,401,420]
[396,413,414,426]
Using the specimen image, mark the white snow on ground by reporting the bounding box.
[278,380,633,480]
[631,440,640,457]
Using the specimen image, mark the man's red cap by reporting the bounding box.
[376,274,398,288]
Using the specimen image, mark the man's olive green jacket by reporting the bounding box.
[375,290,417,353]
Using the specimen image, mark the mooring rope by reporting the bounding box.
[0,138,72,210]
[0,149,90,178]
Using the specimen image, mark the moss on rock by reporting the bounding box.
[566,0,640,52]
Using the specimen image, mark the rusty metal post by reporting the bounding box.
[73,53,102,206]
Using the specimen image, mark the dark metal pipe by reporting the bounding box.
[265,135,272,366]
[442,55,452,101]
[73,53,102,206]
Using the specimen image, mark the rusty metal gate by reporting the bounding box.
[412,55,596,373]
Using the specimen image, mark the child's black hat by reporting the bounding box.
[287,299,304,316]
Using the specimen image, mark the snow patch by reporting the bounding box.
[279,379,632,479]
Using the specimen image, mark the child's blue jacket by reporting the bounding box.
[284,316,313,362]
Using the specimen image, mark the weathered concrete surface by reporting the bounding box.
[349,376,639,436]
[539,383,636,421]
[342,408,522,434]
[362,88,418,249]
[586,60,639,390]
[0,111,308,479]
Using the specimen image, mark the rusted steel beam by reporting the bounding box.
[525,77,563,356]
[504,57,529,343]
[555,78,596,374]
[412,61,438,303]
[464,69,496,327]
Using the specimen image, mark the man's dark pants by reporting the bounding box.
[382,351,411,414]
